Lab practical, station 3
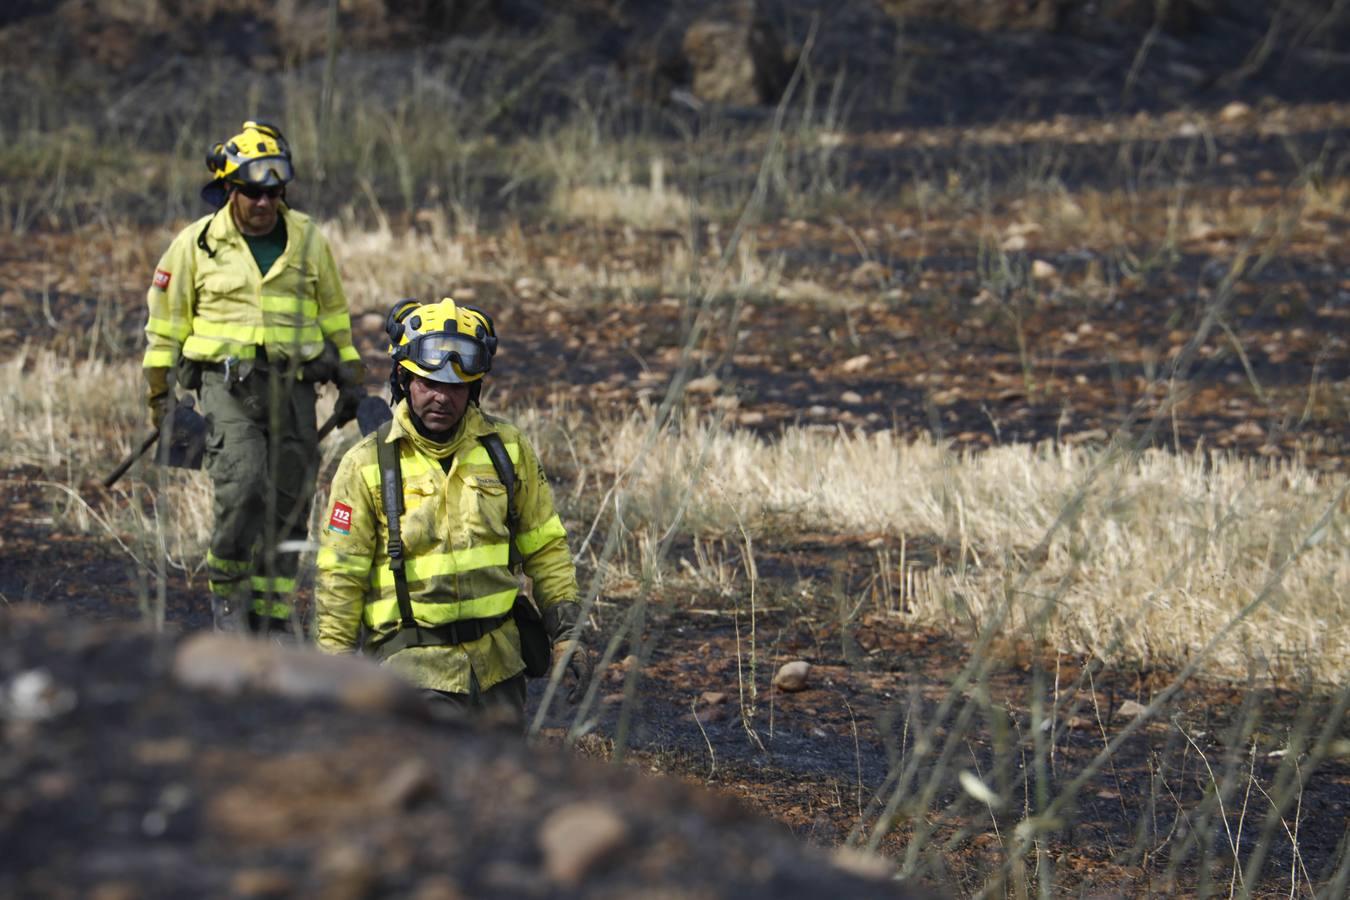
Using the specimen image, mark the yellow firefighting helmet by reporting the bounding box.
[205,120,294,188]
[388,298,497,386]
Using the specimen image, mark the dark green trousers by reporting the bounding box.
[199,364,318,633]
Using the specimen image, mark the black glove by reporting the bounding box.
[551,640,593,704]
[544,602,588,702]
[300,342,340,384]
[334,384,364,427]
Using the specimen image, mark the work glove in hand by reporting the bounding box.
[551,640,592,704]
[145,366,172,429]
[337,357,367,388]
[334,383,365,427]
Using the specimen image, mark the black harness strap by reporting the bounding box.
[478,431,522,574]
[196,220,217,258]
[367,423,519,661]
[374,420,418,634]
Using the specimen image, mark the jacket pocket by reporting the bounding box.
[464,475,511,543]
[200,267,249,300]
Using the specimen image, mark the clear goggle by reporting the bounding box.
[231,156,294,187]
[402,332,490,379]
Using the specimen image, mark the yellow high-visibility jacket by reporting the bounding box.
[141,204,358,369]
[315,401,579,693]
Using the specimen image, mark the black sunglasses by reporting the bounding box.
[234,183,284,200]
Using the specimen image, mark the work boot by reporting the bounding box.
[211,595,247,634]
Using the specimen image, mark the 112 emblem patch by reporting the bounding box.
[329,501,353,535]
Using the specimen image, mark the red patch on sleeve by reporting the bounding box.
[152,269,171,290]
[329,502,352,535]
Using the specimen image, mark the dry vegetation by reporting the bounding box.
[2,0,1348,896]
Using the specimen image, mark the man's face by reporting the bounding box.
[228,184,282,236]
[408,375,471,433]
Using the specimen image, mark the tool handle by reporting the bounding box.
[317,411,341,441]
[102,428,161,489]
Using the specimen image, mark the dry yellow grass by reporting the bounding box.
[537,407,1348,683]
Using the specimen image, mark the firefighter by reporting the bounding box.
[314,298,589,726]
[141,120,366,635]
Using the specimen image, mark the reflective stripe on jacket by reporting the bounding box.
[314,402,579,693]
[142,205,358,369]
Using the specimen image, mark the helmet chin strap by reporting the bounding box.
[408,407,459,444]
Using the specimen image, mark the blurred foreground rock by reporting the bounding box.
[0,609,928,899]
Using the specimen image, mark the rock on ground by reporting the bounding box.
[773,660,812,692]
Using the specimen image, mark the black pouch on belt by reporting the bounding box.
[174,355,203,391]
[512,594,552,678]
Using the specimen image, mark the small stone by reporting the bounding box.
[738,411,766,425]
[773,661,811,692]
[359,313,385,332]
[837,350,869,372]
[840,390,863,405]
[700,691,728,706]
[602,692,627,705]
[1116,699,1148,719]
[1030,259,1058,280]
[538,802,629,886]
[712,394,740,411]
[684,374,721,394]
[1000,233,1028,252]
[1219,101,1252,122]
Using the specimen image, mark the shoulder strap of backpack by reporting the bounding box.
[479,431,522,573]
[374,420,417,633]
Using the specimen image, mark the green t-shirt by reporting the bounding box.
[244,216,288,277]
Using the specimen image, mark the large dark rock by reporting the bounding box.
[0,610,931,899]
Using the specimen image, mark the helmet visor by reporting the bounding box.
[407,332,490,379]
[232,156,294,187]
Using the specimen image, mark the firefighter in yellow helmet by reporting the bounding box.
[141,120,367,636]
[314,298,589,726]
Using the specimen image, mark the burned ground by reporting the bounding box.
[2,1,1348,896]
